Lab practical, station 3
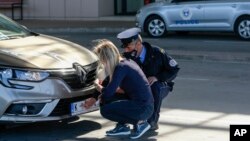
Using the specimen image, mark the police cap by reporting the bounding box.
[117,28,141,48]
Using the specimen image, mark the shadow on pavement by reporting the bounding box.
[74,131,158,141]
[0,116,159,141]
[0,117,101,140]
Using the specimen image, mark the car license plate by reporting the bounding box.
[70,100,99,116]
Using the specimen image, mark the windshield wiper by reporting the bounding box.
[29,31,39,36]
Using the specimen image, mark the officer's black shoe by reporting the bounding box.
[149,121,159,131]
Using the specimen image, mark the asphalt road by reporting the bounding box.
[1,60,250,141]
[40,31,250,53]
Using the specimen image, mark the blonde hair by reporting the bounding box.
[93,39,121,79]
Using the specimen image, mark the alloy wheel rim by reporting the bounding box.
[148,19,165,37]
[238,20,250,39]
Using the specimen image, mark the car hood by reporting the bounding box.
[0,35,98,69]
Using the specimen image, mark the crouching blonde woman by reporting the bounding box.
[92,39,154,139]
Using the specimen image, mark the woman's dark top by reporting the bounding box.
[101,59,154,105]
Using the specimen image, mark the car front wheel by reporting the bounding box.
[145,16,166,37]
[235,17,250,40]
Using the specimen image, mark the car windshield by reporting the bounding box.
[0,14,32,41]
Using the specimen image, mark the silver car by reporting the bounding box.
[136,0,250,40]
[0,14,100,123]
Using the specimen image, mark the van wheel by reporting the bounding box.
[145,16,167,37]
[235,17,250,40]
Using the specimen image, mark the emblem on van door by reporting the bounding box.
[180,8,192,20]
[73,63,87,83]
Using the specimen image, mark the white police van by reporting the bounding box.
[136,0,250,40]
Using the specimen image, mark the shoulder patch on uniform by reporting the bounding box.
[169,59,177,67]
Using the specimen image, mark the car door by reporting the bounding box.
[166,0,205,31]
[203,0,237,30]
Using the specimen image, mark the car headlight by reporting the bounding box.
[15,70,49,81]
[0,68,49,89]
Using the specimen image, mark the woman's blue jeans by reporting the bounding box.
[100,100,154,125]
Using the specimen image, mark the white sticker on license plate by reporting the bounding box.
[70,100,99,116]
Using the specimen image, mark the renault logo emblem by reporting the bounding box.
[73,63,87,83]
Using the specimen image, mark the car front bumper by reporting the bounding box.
[0,78,98,123]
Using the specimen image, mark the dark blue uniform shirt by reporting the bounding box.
[101,59,154,105]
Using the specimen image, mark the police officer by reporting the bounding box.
[117,28,180,130]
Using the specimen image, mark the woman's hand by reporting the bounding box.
[94,79,103,92]
[84,98,97,109]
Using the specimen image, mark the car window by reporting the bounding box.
[0,14,31,41]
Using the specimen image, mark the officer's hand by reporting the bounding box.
[94,80,103,92]
[84,98,97,109]
[148,76,158,85]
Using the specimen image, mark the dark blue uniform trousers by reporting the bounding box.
[100,100,154,125]
[148,81,170,124]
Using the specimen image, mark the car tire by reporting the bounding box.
[145,16,167,37]
[235,17,250,40]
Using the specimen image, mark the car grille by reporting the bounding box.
[49,95,93,116]
[49,62,98,90]
[61,68,97,89]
